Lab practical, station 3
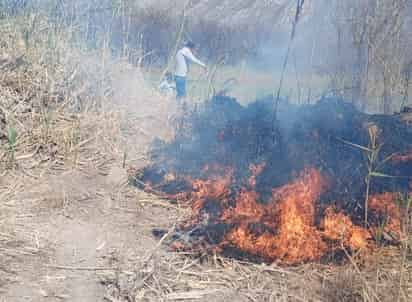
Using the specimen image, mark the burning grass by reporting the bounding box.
[144,166,405,266]
[220,168,328,264]
[131,159,412,301]
[136,96,412,267]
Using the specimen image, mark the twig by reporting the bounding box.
[272,0,305,122]
[103,295,123,302]
[47,265,115,271]
[342,246,382,302]
[132,177,177,200]
[397,194,411,302]
[166,289,221,300]
[140,224,176,267]
[159,0,191,82]
[206,56,226,100]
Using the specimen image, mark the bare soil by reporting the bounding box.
[0,164,176,301]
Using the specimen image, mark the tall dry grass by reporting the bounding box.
[8,0,273,66]
[0,8,177,173]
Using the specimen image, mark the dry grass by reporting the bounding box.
[0,173,52,293]
[0,11,177,171]
[0,14,176,296]
[98,239,412,302]
[101,249,321,301]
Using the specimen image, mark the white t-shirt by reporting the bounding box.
[174,47,206,77]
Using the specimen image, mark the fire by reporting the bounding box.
[137,94,412,266]
[222,190,266,222]
[222,168,329,264]
[190,170,232,217]
[144,163,405,265]
[248,163,266,187]
[392,150,412,163]
[268,168,327,263]
[369,192,403,240]
[221,164,269,225]
[322,207,371,250]
[177,166,382,264]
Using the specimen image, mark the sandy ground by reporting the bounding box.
[0,165,178,301]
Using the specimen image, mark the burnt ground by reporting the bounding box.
[1,86,411,301]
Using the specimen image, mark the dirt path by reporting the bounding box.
[1,166,174,302]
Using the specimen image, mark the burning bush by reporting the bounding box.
[136,96,412,265]
[222,168,328,264]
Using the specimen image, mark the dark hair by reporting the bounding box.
[185,41,195,49]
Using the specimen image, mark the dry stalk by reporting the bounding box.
[397,195,412,302]
[206,56,227,100]
[337,125,399,226]
[364,125,381,225]
[342,245,382,302]
[159,0,191,82]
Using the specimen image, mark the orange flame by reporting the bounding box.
[174,164,403,264]
[392,150,412,163]
[190,167,233,217]
[248,163,266,188]
[268,168,328,263]
[369,192,403,240]
[221,164,268,224]
[222,168,329,264]
[322,207,371,250]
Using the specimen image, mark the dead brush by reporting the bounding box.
[0,13,126,174]
[397,194,412,302]
[320,268,363,302]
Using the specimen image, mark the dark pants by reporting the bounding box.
[174,75,186,99]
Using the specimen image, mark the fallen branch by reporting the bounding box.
[47,265,115,271]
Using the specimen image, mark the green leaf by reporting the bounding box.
[406,196,412,211]
[7,126,17,147]
[369,171,397,178]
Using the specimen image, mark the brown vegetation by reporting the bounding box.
[0,2,411,302]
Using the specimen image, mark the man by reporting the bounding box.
[174,41,207,101]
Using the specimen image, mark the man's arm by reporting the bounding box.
[182,48,206,68]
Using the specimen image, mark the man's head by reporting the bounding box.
[185,41,196,50]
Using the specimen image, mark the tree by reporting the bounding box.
[330,0,410,113]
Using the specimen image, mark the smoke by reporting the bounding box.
[249,1,340,100]
[7,0,411,111]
